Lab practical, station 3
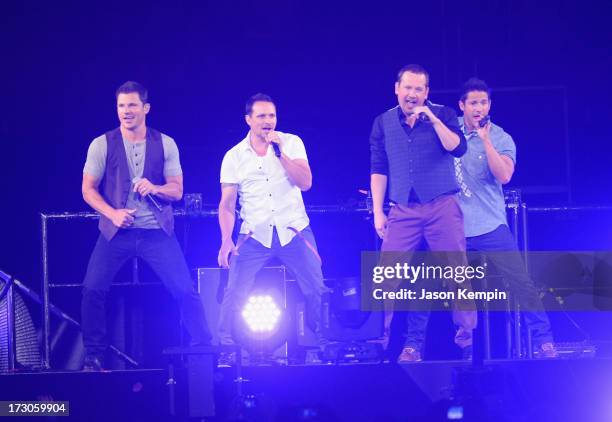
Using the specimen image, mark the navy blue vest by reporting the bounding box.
[99,127,174,240]
[381,106,459,204]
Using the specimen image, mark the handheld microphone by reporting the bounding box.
[478,115,491,128]
[271,142,282,158]
[417,99,434,122]
[132,177,162,211]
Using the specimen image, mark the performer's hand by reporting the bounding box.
[111,208,137,228]
[218,238,237,269]
[411,105,438,123]
[133,178,159,196]
[374,211,388,239]
[475,121,492,143]
[265,131,282,146]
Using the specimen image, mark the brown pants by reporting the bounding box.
[380,194,477,350]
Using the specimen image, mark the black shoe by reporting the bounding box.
[82,356,104,371]
[462,345,473,361]
[305,349,323,365]
[190,340,213,349]
[217,351,236,368]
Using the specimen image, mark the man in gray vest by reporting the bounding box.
[456,77,557,358]
[80,81,211,370]
[370,64,476,362]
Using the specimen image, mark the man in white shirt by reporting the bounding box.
[217,93,328,355]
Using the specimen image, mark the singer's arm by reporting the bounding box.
[484,142,514,184]
[155,175,183,201]
[431,118,462,152]
[279,157,312,191]
[418,106,467,156]
[218,183,238,268]
[82,174,118,219]
[268,133,312,191]
[82,173,136,228]
[369,116,390,238]
[479,128,515,184]
[370,173,389,237]
[133,176,183,202]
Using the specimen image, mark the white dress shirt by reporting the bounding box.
[220,131,310,248]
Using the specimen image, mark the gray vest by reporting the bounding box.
[381,106,458,204]
[99,127,174,240]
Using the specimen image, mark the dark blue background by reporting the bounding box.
[2,0,611,287]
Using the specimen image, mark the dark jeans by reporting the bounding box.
[81,229,211,359]
[380,194,477,350]
[218,226,328,345]
[466,224,554,346]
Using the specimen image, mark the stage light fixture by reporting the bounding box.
[232,287,289,363]
[241,295,282,333]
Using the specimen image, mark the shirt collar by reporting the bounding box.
[239,132,257,153]
[461,118,501,143]
[239,132,274,157]
[395,105,421,128]
[396,105,404,120]
[458,116,479,139]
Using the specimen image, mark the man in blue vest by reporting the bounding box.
[456,77,557,358]
[80,81,211,370]
[370,64,476,362]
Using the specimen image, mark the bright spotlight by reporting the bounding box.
[241,295,282,333]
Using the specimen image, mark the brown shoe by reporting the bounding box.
[398,346,422,363]
[535,342,559,359]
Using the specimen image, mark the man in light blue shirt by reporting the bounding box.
[456,77,557,358]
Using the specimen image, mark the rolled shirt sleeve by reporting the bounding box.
[220,150,239,184]
[281,133,308,161]
[83,135,107,179]
[497,131,517,164]
[369,115,389,175]
[161,135,183,177]
[439,107,467,158]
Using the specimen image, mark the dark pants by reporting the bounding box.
[466,224,553,345]
[218,226,327,345]
[81,229,211,359]
[381,194,477,350]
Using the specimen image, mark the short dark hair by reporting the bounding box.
[115,81,148,104]
[396,64,430,86]
[460,77,491,102]
[245,93,275,115]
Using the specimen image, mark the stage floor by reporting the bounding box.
[2,358,611,421]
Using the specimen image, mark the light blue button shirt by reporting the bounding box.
[456,117,516,237]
